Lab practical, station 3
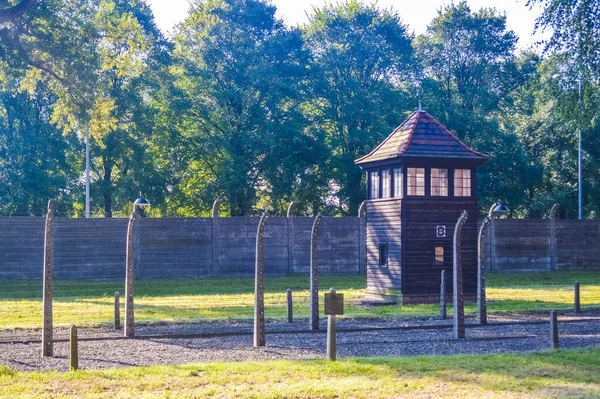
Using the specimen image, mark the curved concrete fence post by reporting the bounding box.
[453,210,468,339]
[254,212,268,347]
[309,214,322,330]
[124,211,138,338]
[42,199,55,357]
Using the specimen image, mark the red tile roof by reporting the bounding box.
[355,110,489,165]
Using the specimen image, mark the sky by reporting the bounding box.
[146,0,550,50]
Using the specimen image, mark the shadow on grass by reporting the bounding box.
[351,347,600,394]
[488,271,600,287]
[0,275,364,300]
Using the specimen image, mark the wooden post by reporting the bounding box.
[114,291,120,330]
[70,325,78,371]
[254,212,267,347]
[42,199,55,357]
[309,214,322,331]
[574,281,581,313]
[287,289,293,323]
[453,211,468,339]
[324,287,343,361]
[124,212,137,338]
[477,217,490,325]
[550,310,559,349]
[440,269,446,319]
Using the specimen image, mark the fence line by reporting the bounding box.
[0,216,365,280]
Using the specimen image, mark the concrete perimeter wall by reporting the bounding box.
[482,219,600,272]
[0,216,366,279]
[2,215,600,279]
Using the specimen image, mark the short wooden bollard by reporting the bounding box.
[550,310,559,349]
[70,325,78,371]
[574,281,581,313]
[324,288,344,361]
[440,270,446,320]
[286,289,293,323]
[114,291,120,330]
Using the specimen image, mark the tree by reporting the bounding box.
[528,0,600,75]
[83,0,170,217]
[166,0,321,216]
[1,0,171,217]
[0,82,80,216]
[416,2,539,215]
[303,0,414,215]
[512,54,600,218]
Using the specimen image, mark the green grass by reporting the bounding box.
[1,348,600,398]
[0,272,599,329]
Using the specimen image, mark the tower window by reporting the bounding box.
[381,169,391,198]
[431,168,448,196]
[393,168,403,197]
[407,168,425,196]
[370,171,379,199]
[454,169,471,197]
[434,246,444,266]
[379,243,388,266]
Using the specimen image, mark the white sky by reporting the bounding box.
[147,0,550,50]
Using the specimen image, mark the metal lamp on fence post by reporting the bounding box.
[477,200,509,324]
[132,192,150,217]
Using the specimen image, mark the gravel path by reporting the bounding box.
[1,311,599,372]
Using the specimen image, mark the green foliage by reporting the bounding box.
[163,0,322,216]
[528,0,600,75]
[0,75,80,215]
[415,2,540,215]
[0,0,599,218]
[0,0,171,217]
[302,0,413,215]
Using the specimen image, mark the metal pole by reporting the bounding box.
[327,314,337,361]
[85,126,90,218]
[578,130,582,219]
[578,78,582,220]
[326,287,337,361]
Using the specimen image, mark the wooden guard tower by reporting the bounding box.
[355,109,489,304]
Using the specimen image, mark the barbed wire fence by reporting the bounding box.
[0,200,598,349]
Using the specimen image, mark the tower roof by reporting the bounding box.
[355,110,489,166]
